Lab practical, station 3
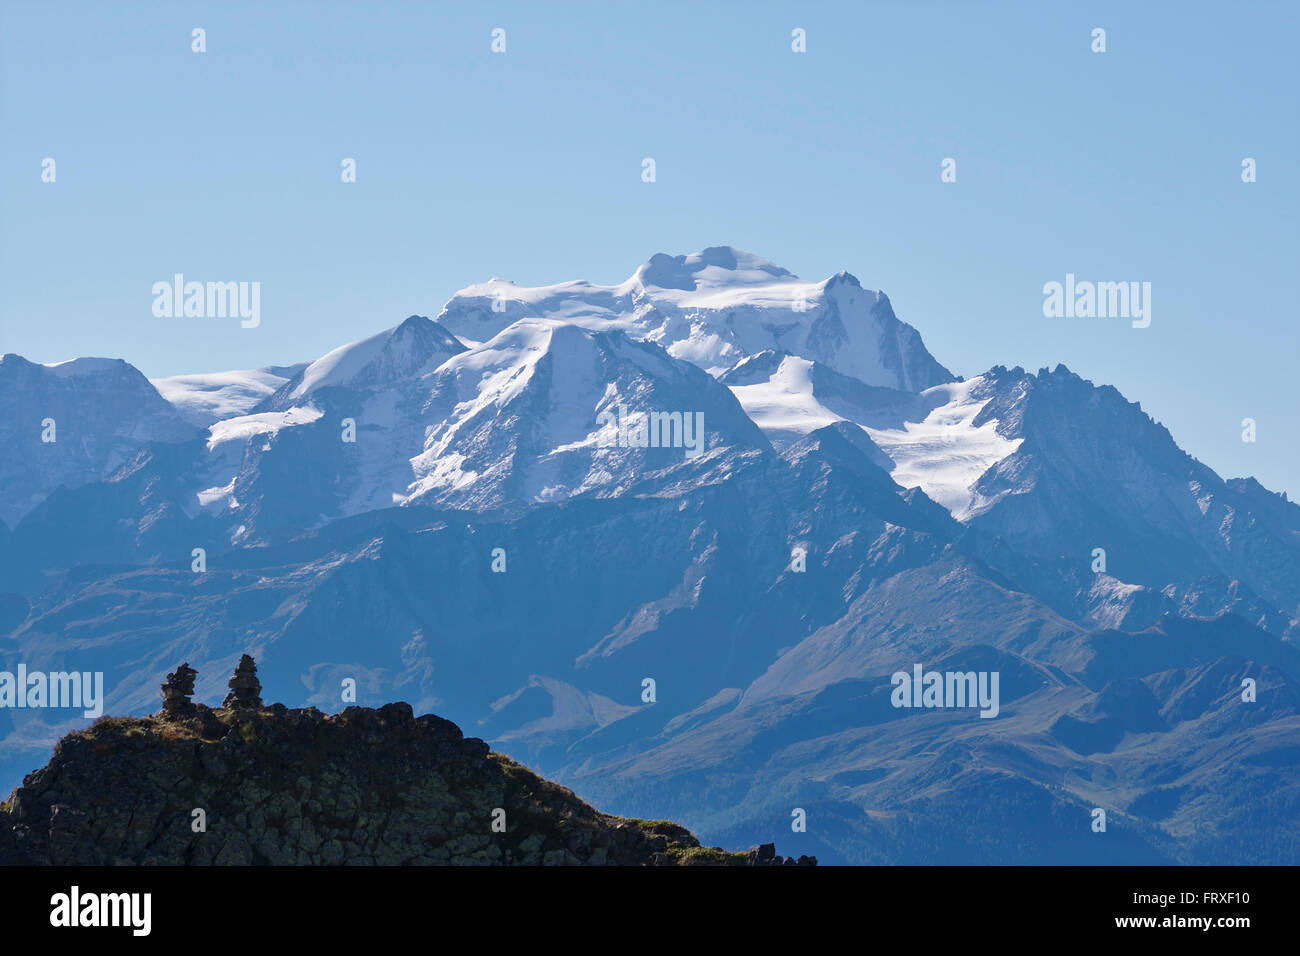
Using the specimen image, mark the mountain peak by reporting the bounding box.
[395,313,430,331]
[41,356,132,378]
[825,269,863,290]
[283,315,465,401]
[434,249,953,391]
[0,353,199,526]
[0,354,141,381]
[631,247,795,292]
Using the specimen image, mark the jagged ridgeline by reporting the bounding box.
[0,658,814,866]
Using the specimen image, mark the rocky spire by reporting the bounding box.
[160,662,197,716]
[222,654,263,711]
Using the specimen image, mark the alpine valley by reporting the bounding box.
[2,247,1297,864]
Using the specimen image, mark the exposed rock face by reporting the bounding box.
[0,673,814,866]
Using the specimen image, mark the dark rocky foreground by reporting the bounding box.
[0,662,814,866]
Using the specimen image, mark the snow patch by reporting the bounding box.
[206,406,323,451]
[728,355,842,442]
[152,367,301,424]
[863,377,1023,521]
[42,357,125,377]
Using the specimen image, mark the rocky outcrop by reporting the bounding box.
[0,660,814,867]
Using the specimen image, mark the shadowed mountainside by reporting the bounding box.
[0,660,814,867]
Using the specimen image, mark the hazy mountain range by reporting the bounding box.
[3,247,1297,864]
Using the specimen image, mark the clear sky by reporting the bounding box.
[1,1,1296,496]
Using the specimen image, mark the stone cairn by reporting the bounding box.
[160,662,198,717]
[223,654,263,712]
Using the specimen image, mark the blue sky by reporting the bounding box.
[2,0,1296,495]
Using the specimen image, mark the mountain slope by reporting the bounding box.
[0,354,199,527]
[405,320,772,512]
[961,365,1300,637]
[262,314,466,408]
[151,363,308,427]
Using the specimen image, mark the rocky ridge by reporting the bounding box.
[0,659,814,866]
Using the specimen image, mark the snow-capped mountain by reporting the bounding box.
[437,246,955,390]
[2,307,775,543]
[961,365,1300,637]
[718,347,1300,639]
[2,247,1298,865]
[0,354,199,527]
[0,251,953,533]
[404,320,770,512]
[192,316,773,534]
[261,314,466,409]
